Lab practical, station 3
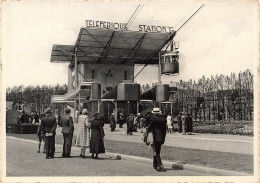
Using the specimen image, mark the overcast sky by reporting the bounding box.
[2,1,258,88]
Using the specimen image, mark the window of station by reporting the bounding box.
[92,69,95,79]
[124,70,127,80]
[106,87,113,91]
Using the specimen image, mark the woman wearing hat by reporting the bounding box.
[75,109,90,158]
[89,113,105,159]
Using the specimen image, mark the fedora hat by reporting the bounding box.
[151,107,161,114]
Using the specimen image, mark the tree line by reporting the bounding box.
[6,84,68,114]
[141,69,254,121]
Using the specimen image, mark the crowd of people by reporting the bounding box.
[108,110,193,136]
[37,108,105,159]
[18,110,40,124]
[35,106,193,172]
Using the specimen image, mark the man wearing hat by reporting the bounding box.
[61,108,74,158]
[40,108,57,159]
[147,107,167,171]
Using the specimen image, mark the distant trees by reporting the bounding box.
[6,84,68,114]
[141,69,253,121]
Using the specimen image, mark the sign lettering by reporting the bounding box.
[86,20,174,33]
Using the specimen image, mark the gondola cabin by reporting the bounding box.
[160,50,179,75]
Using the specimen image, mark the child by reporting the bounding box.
[37,123,46,153]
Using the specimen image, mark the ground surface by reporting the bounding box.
[6,123,254,174]
[6,137,213,176]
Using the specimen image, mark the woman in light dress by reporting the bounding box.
[167,113,173,134]
[75,109,90,158]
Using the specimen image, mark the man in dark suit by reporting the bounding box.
[61,108,74,158]
[147,108,167,171]
[40,108,57,159]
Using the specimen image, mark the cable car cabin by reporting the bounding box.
[160,51,179,75]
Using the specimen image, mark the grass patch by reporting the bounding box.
[6,133,253,174]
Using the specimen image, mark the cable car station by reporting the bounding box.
[50,24,180,122]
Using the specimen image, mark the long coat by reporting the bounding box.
[40,115,57,135]
[186,116,193,132]
[76,115,90,147]
[147,114,167,144]
[89,119,105,154]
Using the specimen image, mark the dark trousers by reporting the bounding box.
[127,125,133,134]
[119,120,123,128]
[178,122,182,133]
[62,133,73,157]
[153,141,163,168]
[45,136,55,158]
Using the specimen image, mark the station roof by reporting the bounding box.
[51,27,174,65]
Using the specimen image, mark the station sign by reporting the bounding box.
[85,20,174,33]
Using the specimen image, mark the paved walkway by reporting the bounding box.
[57,123,253,155]
[6,137,213,176]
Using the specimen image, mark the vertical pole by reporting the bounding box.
[78,92,81,114]
[158,52,161,84]
[73,95,77,121]
[75,47,78,88]
[98,101,100,113]
[158,52,161,110]
[137,101,139,114]
[171,102,173,115]
[115,101,118,123]
[108,102,110,122]
[74,48,78,122]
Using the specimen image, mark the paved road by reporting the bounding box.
[58,124,253,155]
[6,137,213,176]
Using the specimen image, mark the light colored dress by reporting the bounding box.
[76,114,90,147]
[167,115,173,129]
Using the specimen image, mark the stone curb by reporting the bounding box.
[6,136,253,176]
[113,153,253,176]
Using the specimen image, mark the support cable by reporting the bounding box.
[176,4,205,32]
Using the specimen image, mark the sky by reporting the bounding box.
[2,1,258,88]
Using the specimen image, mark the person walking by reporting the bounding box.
[126,114,134,135]
[75,109,90,158]
[186,113,193,135]
[177,112,182,133]
[110,113,116,132]
[147,108,167,171]
[61,108,74,158]
[118,112,124,128]
[34,112,39,123]
[89,113,105,159]
[167,113,173,134]
[181,112,187,135]
[40,108,57,159]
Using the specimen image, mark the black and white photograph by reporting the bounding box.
[1,0,259,182]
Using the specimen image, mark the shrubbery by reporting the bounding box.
[12,123,39,134]
[193,121,253,136]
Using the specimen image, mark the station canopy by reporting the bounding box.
[51,27,174,65]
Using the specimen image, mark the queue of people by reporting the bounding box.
[38,107,105,159]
